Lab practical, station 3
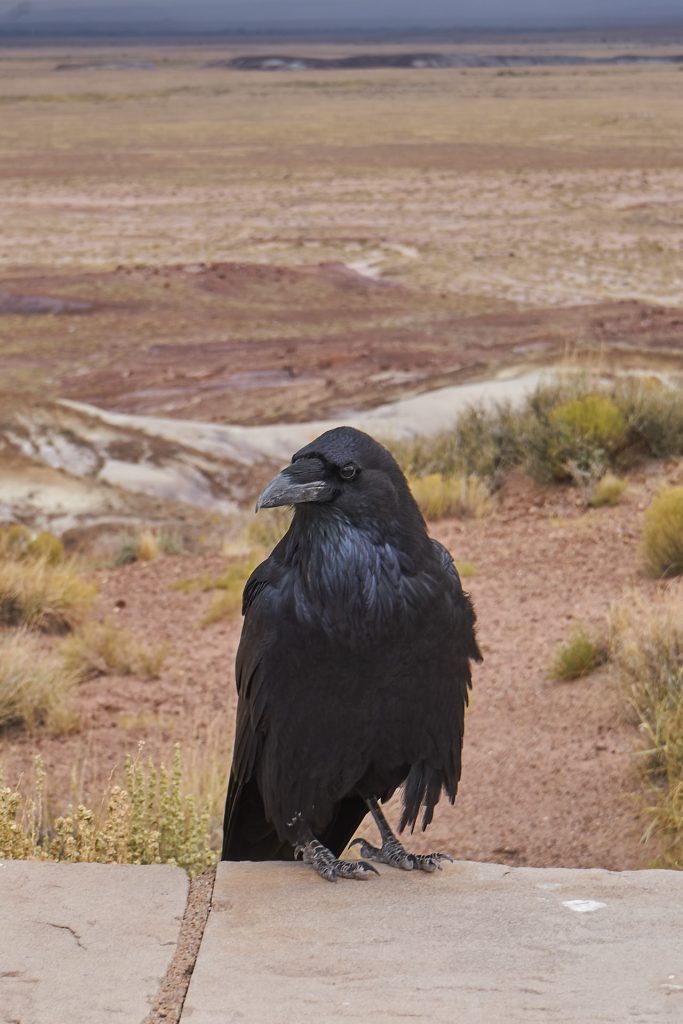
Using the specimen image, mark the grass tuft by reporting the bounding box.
[589,472,628,508]
[0,557,96,632]
[0,630,78,732]
[610,587,683,867]
[643,487,683,578]
[551,625,607,681]
[61,618,167,680]
[408,473,492,520]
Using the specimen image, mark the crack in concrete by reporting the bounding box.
[44,922,86,951]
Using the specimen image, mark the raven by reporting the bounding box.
[222,426,481,881]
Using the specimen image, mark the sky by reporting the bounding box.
[3,0,683,29]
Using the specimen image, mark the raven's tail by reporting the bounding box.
[221,774,293,861]
[222,775,368,862]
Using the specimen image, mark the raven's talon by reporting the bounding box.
[300,837,379,881]
[351,836,452,873]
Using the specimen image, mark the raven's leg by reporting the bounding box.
[350,797,453,873]
[293,829,379,883]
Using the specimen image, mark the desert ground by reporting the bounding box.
[1,36,682,870]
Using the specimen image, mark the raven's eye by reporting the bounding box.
[339,462,359,480]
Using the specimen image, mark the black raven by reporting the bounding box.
[222,426,481,881]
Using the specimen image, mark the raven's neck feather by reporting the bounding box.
[280,507,436,643]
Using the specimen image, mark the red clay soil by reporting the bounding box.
[2,261,683,424]
[3,467,678,870]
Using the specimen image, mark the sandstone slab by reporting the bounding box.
[0,860,188,1024]
[182,860,683,1023]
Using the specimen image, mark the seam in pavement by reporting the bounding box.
[144,865,217,1024]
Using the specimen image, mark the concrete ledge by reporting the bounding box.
[182,860,683,1023]
[0,860,188,1024]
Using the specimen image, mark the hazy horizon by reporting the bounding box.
[3,0,683,34]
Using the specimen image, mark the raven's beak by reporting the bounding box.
[255,459,329,512]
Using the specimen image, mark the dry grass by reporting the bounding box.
[0,745,215,873]
[408,473,492,520]
[0,526,65,564]
[135,529,160,562]
[0,630,78,733]
[609,586,683,867]
[642,487,683,578]
[589,472,628,508]
[550,625,608,681]
[61,618,168,681]
[0,557,96,632]
[245,508,293,553]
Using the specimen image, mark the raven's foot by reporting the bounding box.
[295,837,379,883]
[350,836,453,873]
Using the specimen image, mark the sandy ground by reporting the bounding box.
[4,463,682,872]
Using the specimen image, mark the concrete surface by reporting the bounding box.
[0,860,188,1024]
[182,860,683,1024]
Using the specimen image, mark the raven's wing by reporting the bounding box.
[222,558,369,860]
[431,538,482,664]
[222,560,294,861]
[399,538,482,833]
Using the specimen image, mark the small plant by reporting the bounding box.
[157,531,186,556]
[0,526,65,564]
[61,618,167,680]
[589,472,628,508]
[643,487,683,578]
[0,746,216,873]
[135,529,160,562]
[609,587,683,867]
[112,535,138,567]
[408,473,491,520]
[0,557,96,632]
[0,630,78,732]
[455,561,477,578]
[26,532,66,565]
[201,587,244,625]
[551,625,607,681]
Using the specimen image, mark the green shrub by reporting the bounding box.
[643,487,683,578]
[0,746,216,874]
[26,532,65,565]
[610,588,683,867]
[616,377,683,459]
[0,630,78,732]
[589,472,628,508]
[551,625,607,681]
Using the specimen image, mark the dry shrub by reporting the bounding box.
[408,473,491,520]
[0,630,78,732]
[589,472,628,508]
[135,529,160,562]
[201,586,245,626]
[610,586,683,867]
[616,377,683,459]
[0,557,96,632]
[551,625,608,681]
[0,746,215,874]
[0,526,65,564]
[61,618,167,680]
[643,487,683,578]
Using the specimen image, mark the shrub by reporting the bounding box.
[0,557,96,632]
[0,630,78,732]
[408,473,492,520]
[610,587,683,867]
[61,618,167,680]
[551,625,607,681]
[26,532,65,565]
[135,529,160,562]
[616,377,683,459]
[643,487,683,578]
[0,526,65,564]
[201,587,245,626]
[112,536,138,567]
[589,473,628,508]
[0,746,216,874]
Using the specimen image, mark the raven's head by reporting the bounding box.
[256,426,421,530]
